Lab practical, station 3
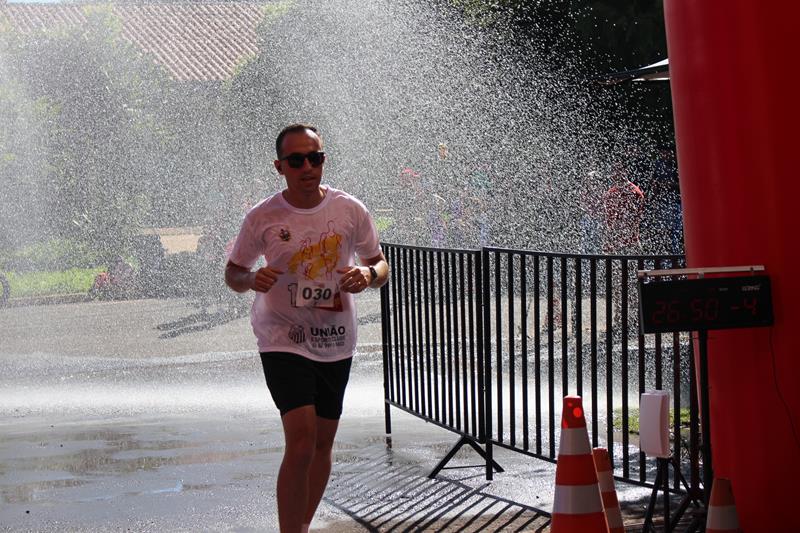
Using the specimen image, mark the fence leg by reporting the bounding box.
[642,455,704,532]
[384,402,392,448]
[428,436,504,480]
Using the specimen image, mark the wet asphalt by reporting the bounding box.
[0,295,654,532]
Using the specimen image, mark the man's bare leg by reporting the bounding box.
[277,406,318,533]
[303,416,340,526]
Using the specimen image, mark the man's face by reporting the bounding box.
[274,129,324,197]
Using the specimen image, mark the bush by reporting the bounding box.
[0,239,106,272]
[6,267,103,298]
[613,407,692,435]
[375,216,394,233]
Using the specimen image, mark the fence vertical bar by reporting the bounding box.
[422,250,433,419]
[383,248,393,437]
[520,254,529,451]
[561,256,568,397]
[655,333,663,390]
[402,248,415,411]
[437,251,447,425]
[673,331,682,490]
[481,248,494,479]
[414,249,424,417]
[621,258,630,478]
[534,255,542,455]
[459,253,469,435]
[392,248,405,406]
[508,251,516,446]
[468,253,478,436]
[409,249,421,413]
[495,250,503,443]
[443,252,454,427]
[590,258,599,448]
[575,258,583,398]
[638,257,647,482]
[547,255,555,458]
[654,259,664,391]
[450,253,461,432]
[430,249,440,421]
[605,257,614,465]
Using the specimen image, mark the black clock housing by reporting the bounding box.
[638,275,773,334]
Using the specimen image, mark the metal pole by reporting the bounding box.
[698,329,713,505]
[381,261,393,446]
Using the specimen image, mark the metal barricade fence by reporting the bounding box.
[381,243,700,492]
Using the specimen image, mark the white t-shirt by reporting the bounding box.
[228,186,382,361]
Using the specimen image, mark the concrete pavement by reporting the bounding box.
[1,296,667,531]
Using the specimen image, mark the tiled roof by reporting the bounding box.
[0,2,272,81]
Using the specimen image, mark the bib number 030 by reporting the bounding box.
[292,279,337,308]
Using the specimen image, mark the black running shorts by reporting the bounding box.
[259,351,353,420]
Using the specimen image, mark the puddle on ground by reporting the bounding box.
[0,425,286,504]
[75,480,216,502]
[1,478,89,504]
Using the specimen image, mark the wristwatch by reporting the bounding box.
[368,265,378,285]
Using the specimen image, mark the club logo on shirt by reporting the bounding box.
[288,325,305,344]
[310,325,346,337]
[309,324,347,349]
[279,228,291,241]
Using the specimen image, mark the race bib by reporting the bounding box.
[296,279,337,308]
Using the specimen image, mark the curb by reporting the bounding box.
[3,293,91,308]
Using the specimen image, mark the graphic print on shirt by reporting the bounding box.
[286,220,344,312]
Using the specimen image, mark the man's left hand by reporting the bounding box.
[337,266,371,293]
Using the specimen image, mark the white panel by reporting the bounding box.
[640,391,671,458]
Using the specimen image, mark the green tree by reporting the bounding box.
[0,70,55,252]
[449,0,673,141]
[450,0,667,69]
[0,6,177,260]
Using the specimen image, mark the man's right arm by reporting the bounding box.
[225,261,284,293]
[225,261,256,293]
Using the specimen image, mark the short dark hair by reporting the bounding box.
[275,123,319,158]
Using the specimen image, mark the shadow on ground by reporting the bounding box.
[326,444,550,532]
[156,302,249,338]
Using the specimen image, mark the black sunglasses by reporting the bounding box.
[280,151,326,169]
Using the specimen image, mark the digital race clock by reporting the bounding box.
[638,274,773,334]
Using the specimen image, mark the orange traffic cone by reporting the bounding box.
[592,447,625,533]
[706,478,742,533]
[551,395,609,532]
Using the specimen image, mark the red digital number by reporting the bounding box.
[690,297,719,322]
[666,300,681,322]
[690,298,703,321]
[653,300,682,323]
[652,300,667,323]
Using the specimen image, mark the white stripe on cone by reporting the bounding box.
[707,505,740,530]
[552,484,604,514]
[559,427,592,455]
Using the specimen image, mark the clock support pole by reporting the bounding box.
[697,328,712,506]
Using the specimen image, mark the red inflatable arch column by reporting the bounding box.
[663,1,800,529]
